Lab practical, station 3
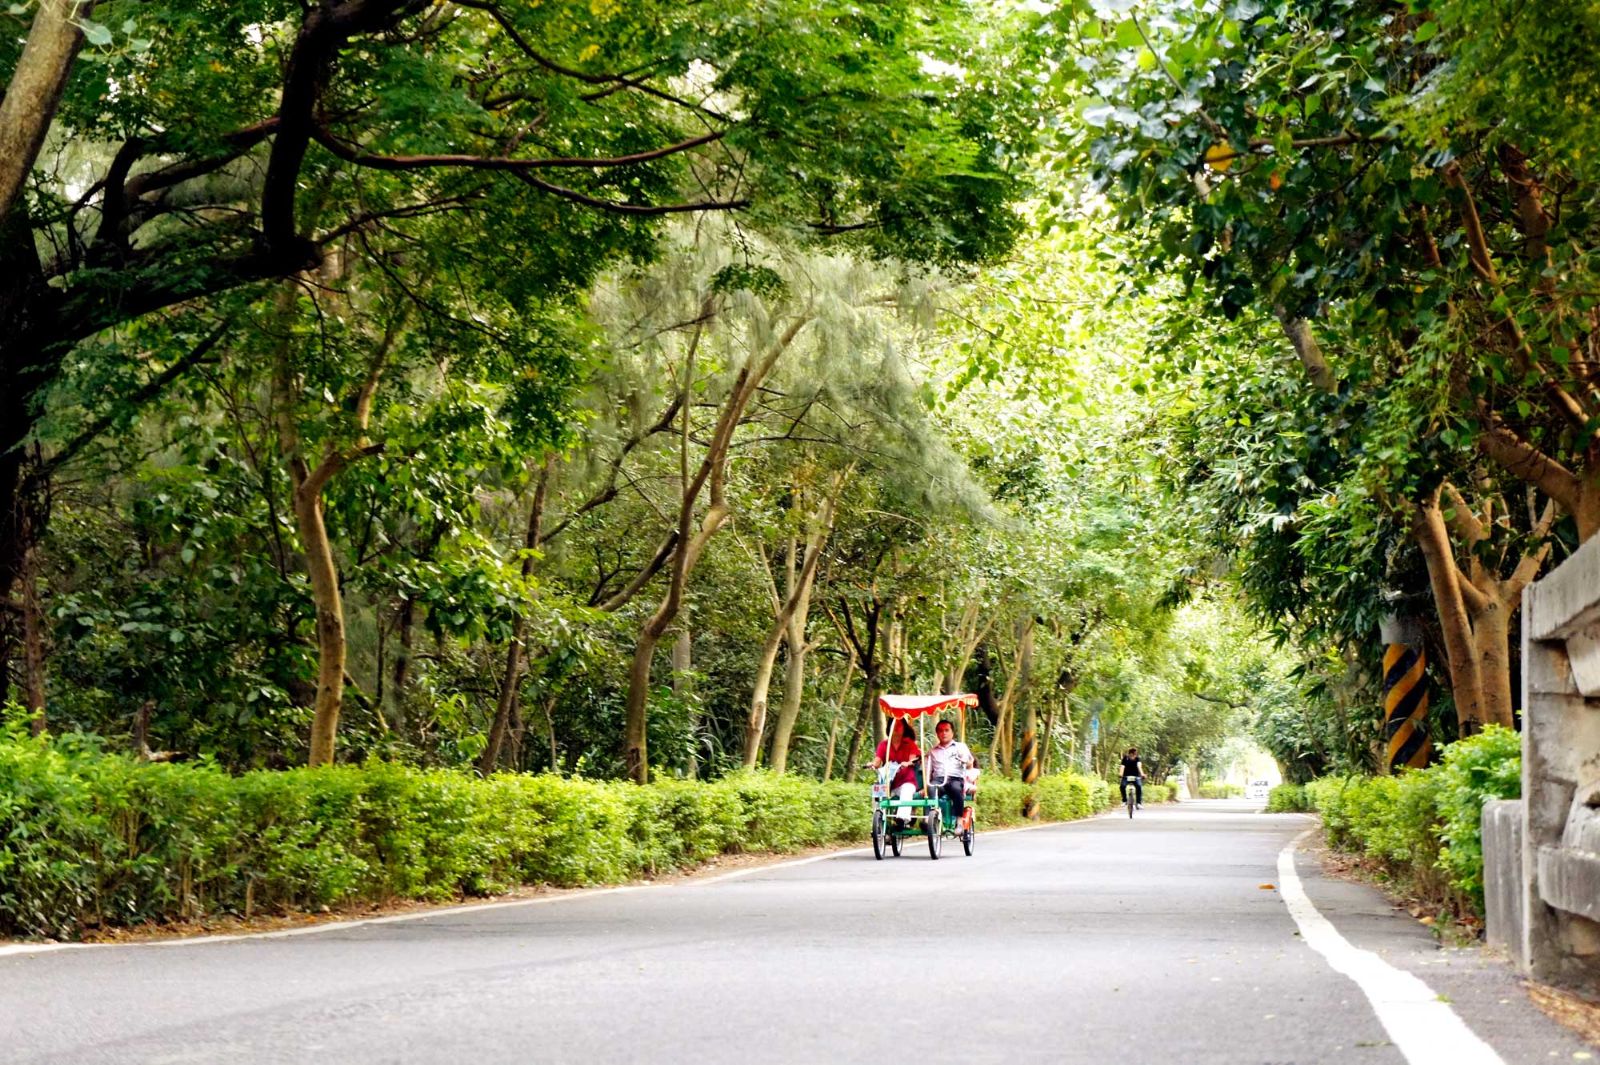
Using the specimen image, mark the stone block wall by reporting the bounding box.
[1520,533,1600,995]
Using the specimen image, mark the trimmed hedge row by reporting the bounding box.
[0,734,1114,939]
[1266,783,1311,812]
[1302,726,1521,916]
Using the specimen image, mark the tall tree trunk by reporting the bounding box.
[990,617,1035,773]
[20,529,46,735]
[276,300,398,766]
[1472,597,1514,729]
[621,309,810,782]
[295,482,346,765]
[842,664,879,783]
[0,206,56,680]
[480,456,553,775]
[745,591,788,766]
[767,623,813,774]
[746,477,839,768]
[0,0,95,226]
[391,596,415,701]
[672,623,696,777]
[821,653,855,781]
[1414,484,1552,736]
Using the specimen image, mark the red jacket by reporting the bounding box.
[875,739,921,788]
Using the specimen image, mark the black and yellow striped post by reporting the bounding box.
[1380,615,1432,771]
[1020,728,1040,818]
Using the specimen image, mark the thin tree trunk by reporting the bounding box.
[277,300,399,766]
[1414,490,1487,735]
[20,531,45,735]
[747,478,839,768]
[295,482,346,765]
[622,309,812,781]
[821,653,855,781]
[672,623,697,778]
[842,668,878,783]
[768,628,811,774]
[541,692,559,773]
[745,584,788,766]
[1040,701,1056,776]
[480,456,553,775]
[392,596,415,701]
[991,617,1035,773]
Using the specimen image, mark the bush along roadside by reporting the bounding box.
[0,731,1113,940]
[1302,726,1521,919]
[1266,783,1310,812]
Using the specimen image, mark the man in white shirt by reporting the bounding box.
[926,719,976,824]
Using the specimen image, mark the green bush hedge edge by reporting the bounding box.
[0,735,1128,939]
[1299,726,1521,916]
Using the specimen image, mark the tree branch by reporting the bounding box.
[1476,418,1584,514]
[313,124,726,172]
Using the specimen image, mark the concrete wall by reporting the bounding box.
[1482,799,1524,953]
[1517,533,1600,995]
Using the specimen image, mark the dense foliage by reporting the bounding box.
[1307,727,1521,916]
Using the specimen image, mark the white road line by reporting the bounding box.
[1277,828,1505,1065]
[0,812,1095,957]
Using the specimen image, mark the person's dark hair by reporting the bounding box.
[1126,746,1138,756]
[894,718,916,740]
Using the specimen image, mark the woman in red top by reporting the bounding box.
[872,718,922,826]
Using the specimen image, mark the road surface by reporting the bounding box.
[2,800,1591,1064]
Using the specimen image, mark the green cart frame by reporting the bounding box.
[869,693,979,861]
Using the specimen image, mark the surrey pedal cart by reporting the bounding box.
[870,693,979,860]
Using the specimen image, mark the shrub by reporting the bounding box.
[1197,782,1245,799]
[1434,726,1521,911]
[1302,728,1522,918]
[0,734,1110,939]
[1265,783,1309,812]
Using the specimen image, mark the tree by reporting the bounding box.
[1,0,1030,695]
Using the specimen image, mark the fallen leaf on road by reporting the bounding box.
[1258,883,1275,890]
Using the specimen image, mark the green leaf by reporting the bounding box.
[79,18,113,47]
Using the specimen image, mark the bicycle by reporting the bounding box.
[1122,775,1141,818]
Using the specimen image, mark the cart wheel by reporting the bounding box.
[962,827,974,856]
[926,810,943,860]
[891,831,903,857]
[872,809,886,861]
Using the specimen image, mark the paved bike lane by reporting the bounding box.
[0,800,1591,1064]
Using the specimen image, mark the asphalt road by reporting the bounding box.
[2,800,1591,1065]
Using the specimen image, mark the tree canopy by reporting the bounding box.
[6,0,1595,789]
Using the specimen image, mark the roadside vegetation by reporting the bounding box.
[1269,729,1520,921]
[0,726,1121,939]
[1,0,1592,940]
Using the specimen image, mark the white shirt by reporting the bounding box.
[928,739,973,782]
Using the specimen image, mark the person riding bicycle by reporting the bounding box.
[927,720,976,825]
[1119,746,1144,809]
[873,718,921,827]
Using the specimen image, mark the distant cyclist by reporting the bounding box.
[1119,747,1144,809]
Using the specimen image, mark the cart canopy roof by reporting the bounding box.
[878,693,978,718]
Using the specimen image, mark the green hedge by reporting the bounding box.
[0,733,1111,939]
[1266,783,1310,812]
[1303,726,1521,916]
[1197,782,1245,799]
